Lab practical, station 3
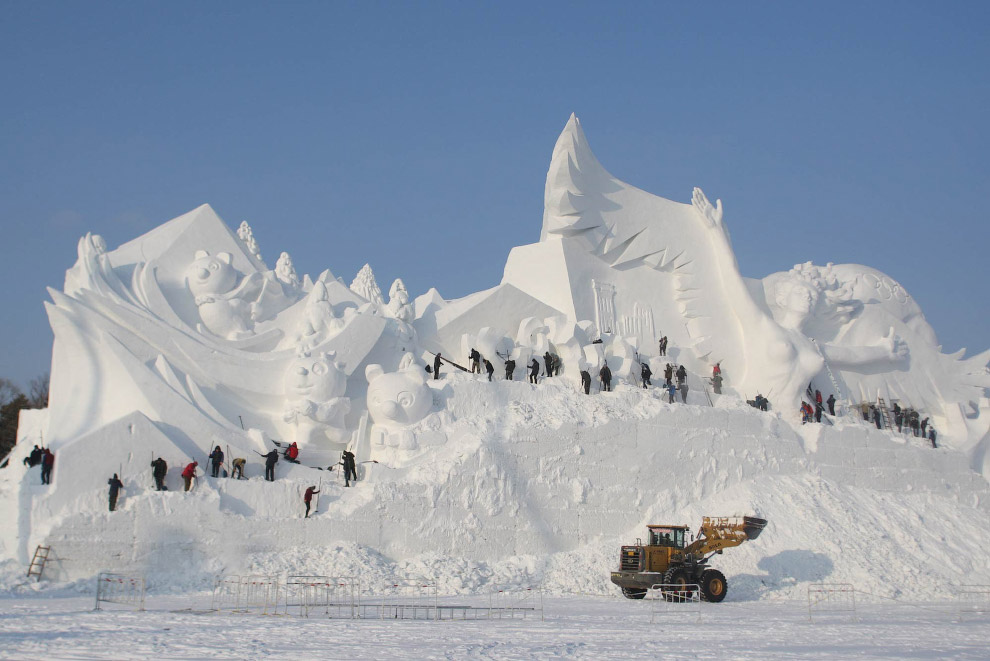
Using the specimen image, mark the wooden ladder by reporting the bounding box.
[27,545,51,581]
[876,397,894,430]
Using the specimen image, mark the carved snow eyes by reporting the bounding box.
[312,362,327,375]
[209,262,220,271]
[397,392,414,408]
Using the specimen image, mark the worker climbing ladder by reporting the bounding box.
[27,545,51,581]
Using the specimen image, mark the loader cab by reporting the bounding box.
[647,525,688,549]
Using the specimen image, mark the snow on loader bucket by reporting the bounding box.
[610,515,768,602]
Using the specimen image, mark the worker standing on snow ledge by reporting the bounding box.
[484,359,494,382]
[600,363,612,392]
[826,394,836,416]
[469,348,481,374]
[255,448,279,481]
[641,362,652,388]
[107,474,123,511]
[528,358,540,384]
[209,445,224,477]
[664,364,673,387]
[433,353,442,380]
[303,485,320,517]
[151,457,168,490]
[504,359,515,381]
[341,449,357,487]
[543,352,553,379]
[40,449,54,485]
[712,373,723,395]
[580,369,591,394]
[181,461,198,491]
[667,382,677,404]
[231,457,246,479]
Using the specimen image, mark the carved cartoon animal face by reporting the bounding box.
[365,357,432,428]
[284,352,346,402]
[186,250,238,296]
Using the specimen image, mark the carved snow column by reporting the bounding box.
[592,280,616,336]
[619,302,656,352]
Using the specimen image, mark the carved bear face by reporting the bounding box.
[365,355,432,429]
[284,351,346,402]
[186,250,239,296]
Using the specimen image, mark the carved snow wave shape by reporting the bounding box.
[523,113,989,462]
[39,114,990,475]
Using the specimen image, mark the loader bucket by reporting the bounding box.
[743,516,768,540]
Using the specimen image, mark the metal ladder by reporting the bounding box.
[876,397,894,430]
[810,339,844,403]
[27,545,51,581]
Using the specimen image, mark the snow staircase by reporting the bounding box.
[27,545,51,581]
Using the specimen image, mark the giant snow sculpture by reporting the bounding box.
[30,114,990,488]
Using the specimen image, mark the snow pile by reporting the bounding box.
[3,373,988,601]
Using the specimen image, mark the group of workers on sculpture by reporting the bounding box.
[457,337,708,402]
[93,442,361,515]
[25,331,941,516]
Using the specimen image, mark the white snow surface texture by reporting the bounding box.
[2,115,989,603]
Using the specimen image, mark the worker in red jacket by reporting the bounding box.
[40,449,54,485]
[181,461,198,492]
[303,485,320,518]
[284,442,300,464]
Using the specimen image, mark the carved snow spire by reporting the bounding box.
[350,264,385,306]
[237,221,263,262]
[275,251,300,288]
[386,278,414,322]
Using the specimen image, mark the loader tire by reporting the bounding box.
[661,567,695,602]
[700,569,727,603]
[621,588,647,600]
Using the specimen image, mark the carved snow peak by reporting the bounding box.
[542,114,615,242]
[275,252,300,288]
[237,221,263,262]
[350,264,385,306]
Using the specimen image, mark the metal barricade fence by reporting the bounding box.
[95,572,146,611]
[279,575,360,619]
[807,583,857,622]
[212,574,279,615]
[957,585,990,621]
[649,583,701,623]
[490,585,545,621]
[380,579,439,620]
[211,575,242,612]
[281,576,331,618]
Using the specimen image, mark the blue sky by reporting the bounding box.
[1,1,988,390]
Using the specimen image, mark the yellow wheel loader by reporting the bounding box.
[610,516,767,602]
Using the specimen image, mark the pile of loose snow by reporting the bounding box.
[2,373,988,601]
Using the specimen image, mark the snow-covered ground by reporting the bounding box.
[0,591,986,660]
